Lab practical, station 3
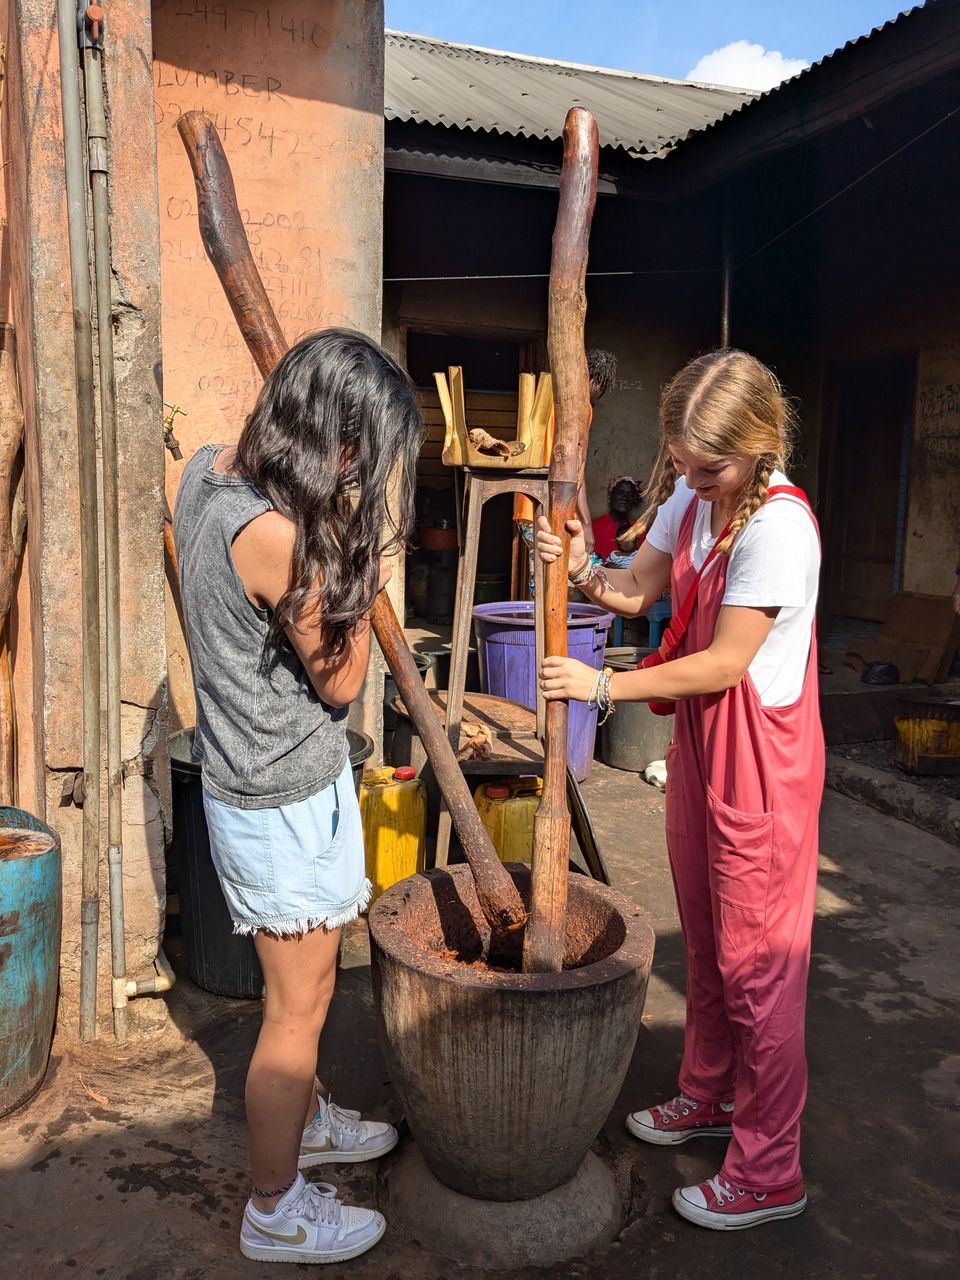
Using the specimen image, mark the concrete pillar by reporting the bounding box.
[152,0,389,754]
[2,0,388,1039]
[2,0,168,1036]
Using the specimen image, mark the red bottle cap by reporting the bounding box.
[486,785,510,800]
[393,767,417,781]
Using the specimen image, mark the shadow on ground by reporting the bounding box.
[0,769,957,1278]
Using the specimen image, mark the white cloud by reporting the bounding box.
[686,40,809,92]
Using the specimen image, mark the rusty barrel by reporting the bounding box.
[0,808,62,1118]
[894,695,960,776]
[369,864,654,1201]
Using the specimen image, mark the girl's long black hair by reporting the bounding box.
[235,328,423,657]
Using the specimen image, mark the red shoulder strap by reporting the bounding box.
[767,484,807,502]
[659,511,734,654]
[765,484,821,545]
[658,484,815,658]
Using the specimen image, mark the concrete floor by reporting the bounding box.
[1,768,957,1278]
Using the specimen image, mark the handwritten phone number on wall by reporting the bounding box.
[918,385,960,422]
[161,230,329,288]
[155,104,338,165]
[153,1,331,48]
[188,306,328,351]
[164,196,306,231]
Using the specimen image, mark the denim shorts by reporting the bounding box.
[202,757,371,937]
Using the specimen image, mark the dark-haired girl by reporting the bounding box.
[174,329,423,1265]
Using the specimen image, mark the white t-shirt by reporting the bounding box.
[646,472,820,707]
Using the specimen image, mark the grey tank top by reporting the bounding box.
[173,445,347,809]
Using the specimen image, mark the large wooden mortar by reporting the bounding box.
[369,864,654,1201]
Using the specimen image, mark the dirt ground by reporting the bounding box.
[1,767,957,1279]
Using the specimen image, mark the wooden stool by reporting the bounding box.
[389,691,608,885]
[436,466,550,866]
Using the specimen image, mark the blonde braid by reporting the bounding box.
[716,459,773,555]
[620,448,677,546]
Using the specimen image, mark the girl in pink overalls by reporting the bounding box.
[537,349,823,1231]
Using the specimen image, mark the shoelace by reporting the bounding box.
[706,1173,752,1206]
[284,1180,343,1228]
[657,1094,699,1122]
[323,1096,364,1140]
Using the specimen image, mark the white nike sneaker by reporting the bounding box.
[240,1174,386,1264]
[299,1095,399,1168]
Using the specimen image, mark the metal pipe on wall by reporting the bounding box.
[80,3,129,1043]
[56,0,103,1042]
[125,946,175,997]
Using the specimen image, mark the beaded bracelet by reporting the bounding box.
[596,668,616,725]
[568,554,598,587]
[587,668,604,707]
[569,555,611,595]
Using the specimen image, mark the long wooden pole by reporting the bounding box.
[0,325,26,805]
[524,108,600,972]
[175,113,526,935]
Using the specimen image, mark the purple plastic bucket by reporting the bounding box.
[472,601,613,781]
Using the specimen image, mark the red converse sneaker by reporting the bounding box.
[673,1171,807,1230]
[625,1094,734,1146]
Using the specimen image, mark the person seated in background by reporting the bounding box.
[592,475,642,565]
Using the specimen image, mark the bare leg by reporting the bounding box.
[304,1089,321,1130]
[246,925,341,1213]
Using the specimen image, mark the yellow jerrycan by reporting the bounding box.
[360,766,427,901]
[473,776,543,864]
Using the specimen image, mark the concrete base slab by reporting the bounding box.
[826,752,960,845]
[381,1142,623,1269]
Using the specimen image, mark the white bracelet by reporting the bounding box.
[587,669,604,707]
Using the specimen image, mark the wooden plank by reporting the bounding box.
[433,371,461,465]
[392,691,545,770]
[423,423,516,443]
[421,383,523,473]
[517,372,536,452]
[528,373,554,468]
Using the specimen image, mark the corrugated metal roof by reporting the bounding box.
[665,3,933,145]
[384,30,754,159]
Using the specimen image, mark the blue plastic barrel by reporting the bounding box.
[0,807,62,1118]
[472,602,613,781]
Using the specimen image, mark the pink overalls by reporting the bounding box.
[664,491,824,1192]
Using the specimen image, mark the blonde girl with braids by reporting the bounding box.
[537,349,824,1232]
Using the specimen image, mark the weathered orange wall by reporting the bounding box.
[0,1,36,813]
[1,2,49,818]
[151,0,386,728]
[2,0,168,1034]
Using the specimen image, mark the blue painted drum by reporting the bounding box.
[0,807,62,1118]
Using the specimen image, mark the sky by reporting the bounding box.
[384,1,920,90]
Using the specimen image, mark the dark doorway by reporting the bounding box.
[406,331,529,392]
[820,355,916,621]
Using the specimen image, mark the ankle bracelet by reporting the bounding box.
[251,1177,296,1201]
